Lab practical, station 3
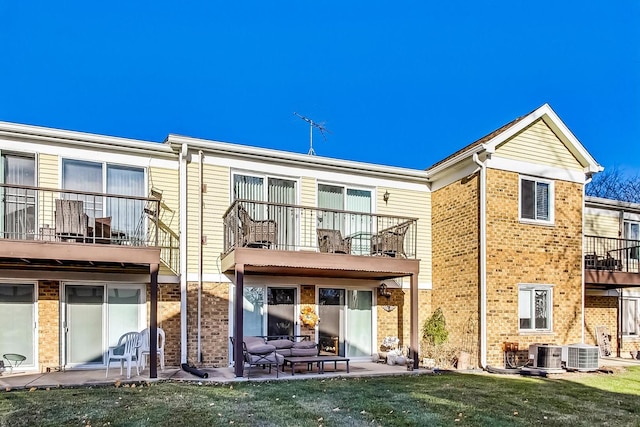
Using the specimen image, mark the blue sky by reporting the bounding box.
[1,1,638,172]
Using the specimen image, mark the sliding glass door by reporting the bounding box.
[64,284,144,366]
[1,153,35,239]
[318,288,373,357]
[233,173,297,249]
[0,283,36,366]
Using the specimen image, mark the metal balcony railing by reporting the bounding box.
[0,183,160,247]
[584,235,640,274]
[223,199,418,259]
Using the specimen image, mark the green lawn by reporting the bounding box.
[1,367,639,426]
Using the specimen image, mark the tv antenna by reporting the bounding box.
[294,112,330,155]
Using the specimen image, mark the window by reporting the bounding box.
[520,176,553,223]
[62,160,145,237]
[233,173,297,248]
[519,285,552,331]
[622,298,639,336]
[0,283,36,366]
[1,153,36,239]
[624,222,640,260]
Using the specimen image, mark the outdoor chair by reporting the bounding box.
[138,327,165,372]
[237,204,277,248]
[317,228,352,254]
[106,331,142,379]
[55,199,88,242]
[371,221,411,258]
[240,336,283,379]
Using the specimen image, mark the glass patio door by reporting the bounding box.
[267,287,297,336]
[1,153,36,239]
[65,285,104,365]
[65,284,144,366]
[346,290,373,357]
[318,288,373,357]
[0,283,36,366]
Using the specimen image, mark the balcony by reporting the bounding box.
[584,235,640,288]
[221,200,419,280]
[0,183,165,271]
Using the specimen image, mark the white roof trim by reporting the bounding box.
[427,104,603,177]
[0,120,174,156]
[168,134,429,182]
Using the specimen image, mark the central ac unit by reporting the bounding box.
[529,344,563,369]
[562,344,599,372]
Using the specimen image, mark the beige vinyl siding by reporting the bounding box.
[38,153,59,188]
[584,208,620,238]
[300,177,317,250]
[495,119,583,171]
[377,187,431,282]
[184,161,230,275]
[38,154,59,229]
[149,166,180,276]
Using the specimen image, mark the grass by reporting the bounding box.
[1,367,640,426]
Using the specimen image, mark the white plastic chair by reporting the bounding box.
[106,332,141,379]
[139,327,165,371]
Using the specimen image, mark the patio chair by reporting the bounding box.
[106,331,142,379]
[371,221,411,258]
[241,336,283,379]
[55,199,89,242]
[237,205,277,248]
[138,327,165,372]
[317,228,352,254]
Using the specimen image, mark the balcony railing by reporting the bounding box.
[584,235,640,274]
[0,183,160,247]
[223,199,418,259]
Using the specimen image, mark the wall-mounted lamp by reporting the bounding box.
[383,190,390,205]
[378,283,396,312]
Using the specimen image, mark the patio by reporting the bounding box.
[0,361,423,390]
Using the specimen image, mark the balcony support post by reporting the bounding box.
[150,263,159,379]
[410,273,419,369]
[233,264,245,378]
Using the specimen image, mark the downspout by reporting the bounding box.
[197,150,204,363]
[581,175,592,344]
[472,153,488,369]
[179,143,188,364]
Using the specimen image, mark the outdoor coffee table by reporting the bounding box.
[283,355,350,376]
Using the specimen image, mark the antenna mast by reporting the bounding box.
[294,112,330,155]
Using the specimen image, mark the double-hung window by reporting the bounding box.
[520,176,553,224]
[519,284,553,331]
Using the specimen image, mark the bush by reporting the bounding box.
[421,308,456,368]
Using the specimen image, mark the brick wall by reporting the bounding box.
[584,295,617,352]
[431,172,481,365]
[186,282,230,367]
[38,281,60,370]
[377,288,431,354]
[484,169,584,366]
[148,283,181,368]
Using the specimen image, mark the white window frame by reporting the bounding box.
[622,297,639,337]
[519,176,554,225]
[518,284,553,332]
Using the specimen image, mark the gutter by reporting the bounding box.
[472,153,488,369]
[179,143,189,364]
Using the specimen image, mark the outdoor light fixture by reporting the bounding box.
[378,283,396,312]
[383,190,390,205]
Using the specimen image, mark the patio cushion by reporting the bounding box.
[268,339,294,350]
[291,346,318,357]
[293,340,316,349]
[245,343,276,355]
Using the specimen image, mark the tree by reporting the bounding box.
[586,167,640,203]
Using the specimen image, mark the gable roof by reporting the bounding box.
[426,104,603,177]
